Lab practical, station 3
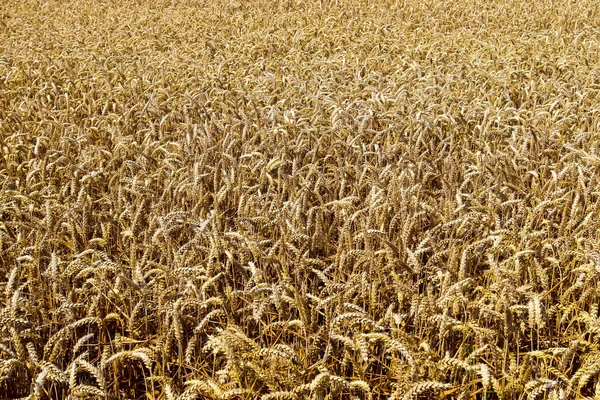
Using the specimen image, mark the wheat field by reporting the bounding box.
[1,0,600,398]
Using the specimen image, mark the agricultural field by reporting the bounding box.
[2,0,600,398]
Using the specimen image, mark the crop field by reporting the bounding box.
[2,0,600,398]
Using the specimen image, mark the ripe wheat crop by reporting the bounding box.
[2,0,600,398]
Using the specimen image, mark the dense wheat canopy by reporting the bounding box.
[2,0,600,398]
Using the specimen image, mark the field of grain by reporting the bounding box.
[2,0,600,398]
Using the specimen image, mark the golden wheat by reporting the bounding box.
[2,0,600,398]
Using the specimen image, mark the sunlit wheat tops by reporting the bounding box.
[1,0,600,398]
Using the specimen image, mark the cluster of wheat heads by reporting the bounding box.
[2,0,600,398]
